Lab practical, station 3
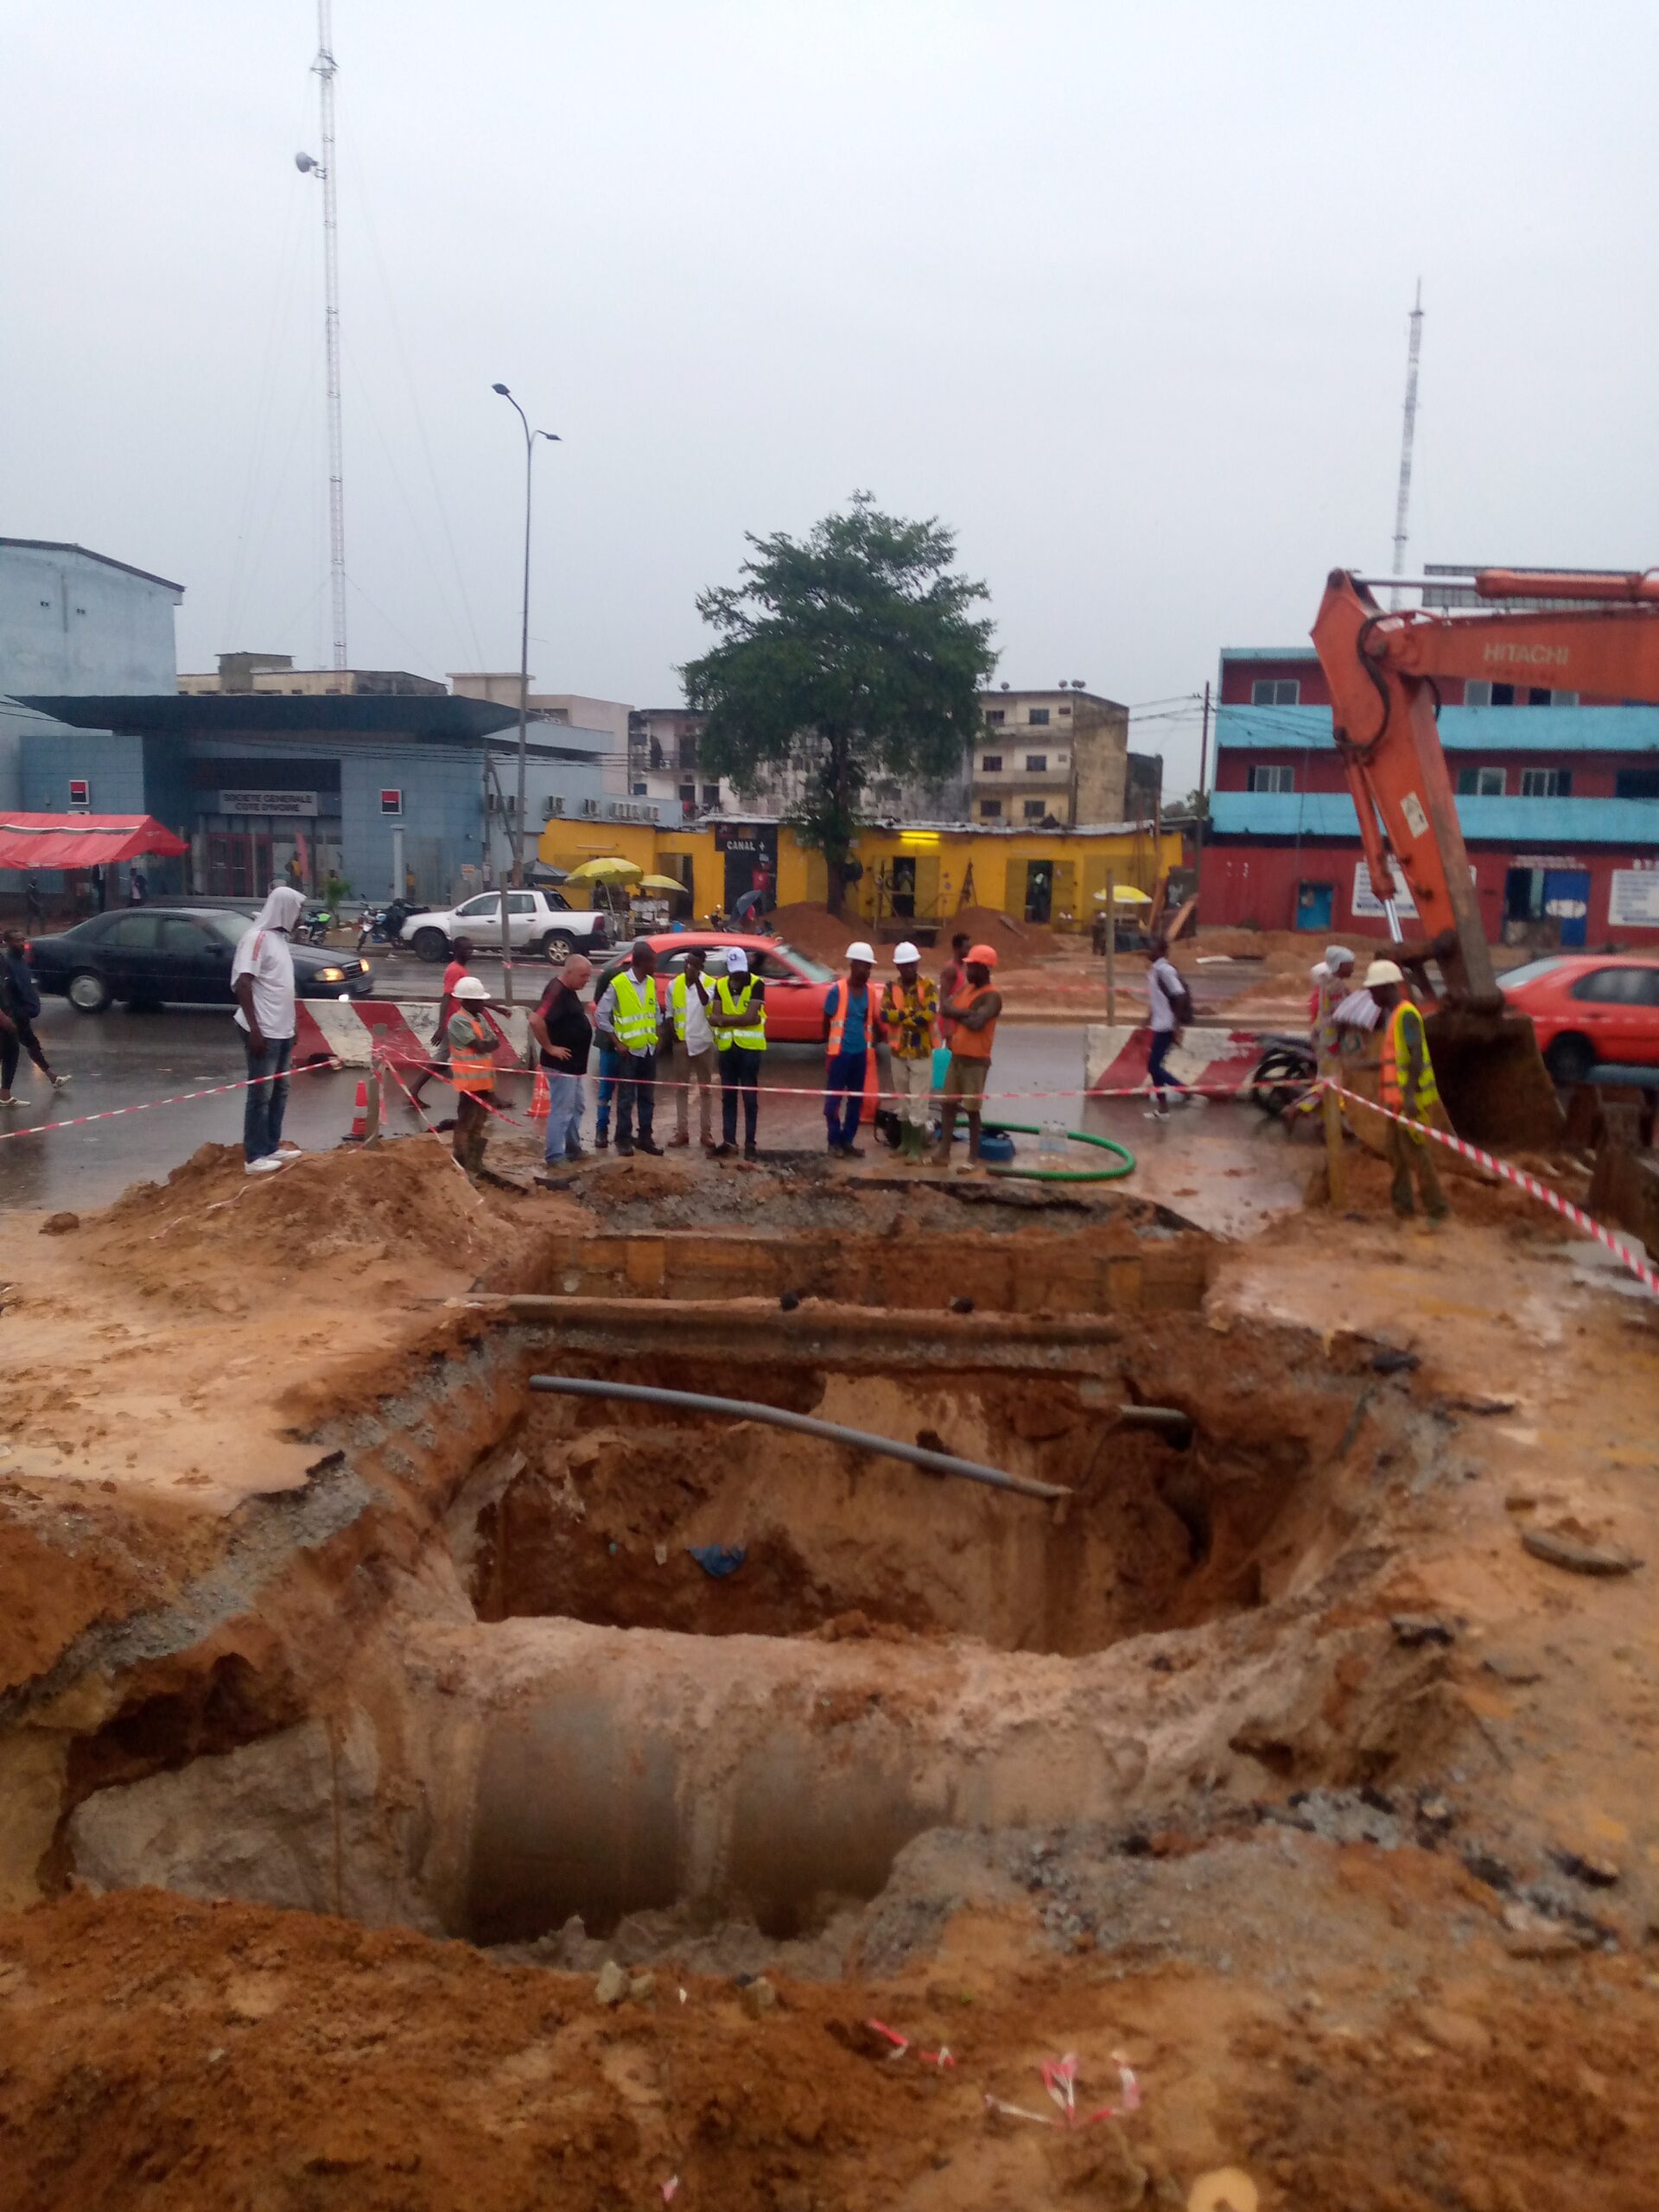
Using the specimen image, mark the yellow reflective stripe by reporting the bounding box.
[715,976,766,1050]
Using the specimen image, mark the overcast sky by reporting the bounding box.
[3,2,1655,786]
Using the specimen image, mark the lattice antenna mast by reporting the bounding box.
[1390,279,1424,610]
[297,0,347,668]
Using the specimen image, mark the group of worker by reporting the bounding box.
[1307,942,1448,1223]
[432,928,1007,1182]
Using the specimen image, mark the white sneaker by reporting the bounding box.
[276,1141,303,1154]
[0,1095,28,1108]
[48,1073,69,1088]
[245,1155,286,1175]
[1144,1106,1169,1122]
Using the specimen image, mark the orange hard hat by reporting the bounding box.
[966,943,999,968]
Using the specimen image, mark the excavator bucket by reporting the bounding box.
[1422,1007,1565,1154]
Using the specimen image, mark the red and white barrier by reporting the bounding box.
[1084,1023,1262,1097]
[295,997,532,1069]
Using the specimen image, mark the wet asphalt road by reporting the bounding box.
[0,982,1303,1232]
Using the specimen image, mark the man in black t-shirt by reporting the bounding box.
[529,954,594,1166]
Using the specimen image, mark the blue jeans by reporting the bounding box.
[594,1046,620,1137]
[542,1071,585,1162]
[242,1032,294,1162]
[1147,1028,1187,1102]
[825,1048,866,1148]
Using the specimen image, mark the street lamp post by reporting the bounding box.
[492,383,560,1007]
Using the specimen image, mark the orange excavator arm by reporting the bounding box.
[1312,569,1659,1008]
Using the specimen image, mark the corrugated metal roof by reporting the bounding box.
[18,692,519,741]
[1217,702,1659,755]
[1211,789,1659,847]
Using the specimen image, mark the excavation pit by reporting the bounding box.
[53,1236,1442,1974]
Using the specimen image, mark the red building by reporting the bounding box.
[1199,644,1659,947]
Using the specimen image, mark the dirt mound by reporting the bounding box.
[949,904,1061,960]
[769,901,1063,966]
[767,901,856,960]
[76,1135,554,1300]
[6,1868,1659,2212]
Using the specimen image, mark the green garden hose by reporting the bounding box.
[979,1121,1137,1183]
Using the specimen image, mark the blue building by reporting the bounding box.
[0,538,660,904]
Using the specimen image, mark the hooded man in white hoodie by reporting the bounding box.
[232,885,305,1173]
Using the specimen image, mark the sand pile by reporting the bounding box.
[76,1135,560,1299]
[769,901,1063,966]
[766,901,856,960]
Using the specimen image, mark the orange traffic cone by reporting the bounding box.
[346,1077,369,1141]
[530,1070,550,1121]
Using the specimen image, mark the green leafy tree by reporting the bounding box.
[683,493,996,913]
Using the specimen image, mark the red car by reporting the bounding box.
[1499,954,1659,1084]
[592,932,842,1043]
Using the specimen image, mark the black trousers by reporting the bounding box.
[614,1051,657,1145]
[721,1046,761,1145]
[1,1017,50,1090]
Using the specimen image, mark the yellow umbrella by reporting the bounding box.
[565,856,643,884]
[1093,884,1152,903]
[637,874,690,893]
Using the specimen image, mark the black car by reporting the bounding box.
[26,906,375,1014]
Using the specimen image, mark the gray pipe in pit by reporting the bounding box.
[425,1618,1152,1944]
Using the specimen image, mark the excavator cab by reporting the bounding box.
[1309,567,1659,1152]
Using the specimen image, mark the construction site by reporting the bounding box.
[3,853,1659,2212]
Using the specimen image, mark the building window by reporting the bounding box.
[980,798,1003,819]
[1615,769,1659,799]
[980,753,1003,772]
[1251,678,1300,706]
[702,783,720,808]
[1521,767,1572,798]
[1457,767,1505,797]
[1025,753,1048,772]
[1022,799,1046,821]
[1027,707,1050,726]
[1552,690,1579,707]
[1247,765,1294,793]
[631,781,648,798]
[1526,687,1553,706]
[1465,680,1534,706]
[985,709,1005,725]
[1058,704,1071,716]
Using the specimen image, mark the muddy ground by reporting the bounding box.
[0,1126,1656,2210]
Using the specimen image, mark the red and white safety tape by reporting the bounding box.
[0,1055,336,1147]
[1324,1079,1659,1300]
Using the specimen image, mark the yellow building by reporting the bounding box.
[539,817,1179,936]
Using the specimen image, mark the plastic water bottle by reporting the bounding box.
[1039,1120,1066,1162]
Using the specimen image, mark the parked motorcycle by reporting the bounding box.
[1249,1032,1317,1118]
[296,905,336,946]
[357,897,421,955]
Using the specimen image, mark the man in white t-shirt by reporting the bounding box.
[1144,935,1199,1120]
[232,886,305,1174]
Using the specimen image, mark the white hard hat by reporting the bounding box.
[453,976,490,1001]
[723,946,749,975]
[893,940,920,964]
[846,941,876,963]
[1363,958,1404,988]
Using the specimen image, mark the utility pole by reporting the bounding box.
[296,0,347,669]
[491,385,561,1006]
[1390,280,1424,612]
[1194,679,1211,880]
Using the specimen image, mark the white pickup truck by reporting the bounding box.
[402,888,612,965]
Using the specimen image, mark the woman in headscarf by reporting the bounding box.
[232,886,306,1174]
[528,953,594,1171]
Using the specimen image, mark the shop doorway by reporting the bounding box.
[1023,861,1053,924]
[1296,880,1335,932]
[207,833,272,900]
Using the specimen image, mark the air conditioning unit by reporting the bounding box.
[543,795,563,819]
[580,798,601,817]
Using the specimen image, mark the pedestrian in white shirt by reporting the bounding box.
[666,944,719,1150]
[232,886,304,1174]
[1144,935,1199,1121]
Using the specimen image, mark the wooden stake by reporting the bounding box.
[1320,1078,1346,1207]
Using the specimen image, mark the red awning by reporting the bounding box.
[0,814,191,870]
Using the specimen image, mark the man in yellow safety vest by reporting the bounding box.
[709,947,766,1160]
[594,939,664,1157]
[1365,957,1450,1224]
